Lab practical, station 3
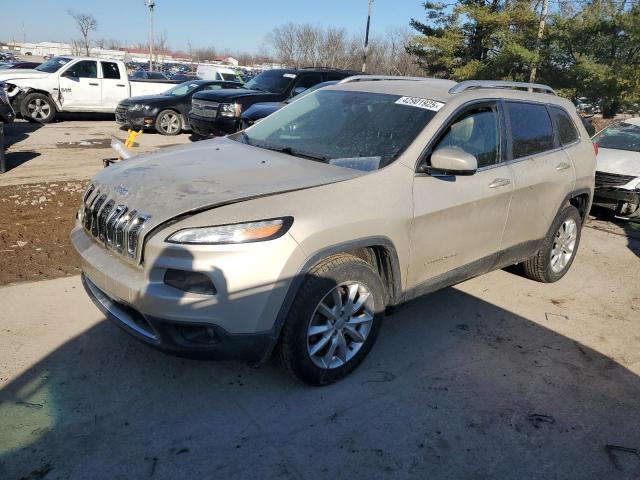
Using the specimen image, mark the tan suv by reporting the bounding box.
[72,78,596,385]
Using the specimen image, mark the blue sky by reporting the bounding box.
[0,0,427,53]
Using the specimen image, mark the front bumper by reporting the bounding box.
[593,186,640,220]
[82,274,272,363]
[71,221,306,362]
[115,108,156,130]
[188,112,239,137]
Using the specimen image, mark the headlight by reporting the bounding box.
[219,102,241,117]
[128,103,148,111]
[166,217,293,245]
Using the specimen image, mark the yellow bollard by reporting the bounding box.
[125,129,143,149]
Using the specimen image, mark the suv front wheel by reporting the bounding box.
[279,253,385,385]
[523,205,582,283]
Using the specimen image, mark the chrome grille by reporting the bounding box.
[81,184,151,263]
[191,99,220,118]
[595,171,636,188]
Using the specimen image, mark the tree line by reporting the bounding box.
[408,0,640,117]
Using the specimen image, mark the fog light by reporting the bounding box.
[164,269,216,295]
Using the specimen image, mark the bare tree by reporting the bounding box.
[154,31,169,65]
[68,11,97,56]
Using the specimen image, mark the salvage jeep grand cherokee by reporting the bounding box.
[72,78,596,385]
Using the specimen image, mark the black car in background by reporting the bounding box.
[116,80,243,135]
[0,61,41,69]
[188,68,358,137]
[130,70,169,80]
[240,80,339,129]
[0,81,15,123]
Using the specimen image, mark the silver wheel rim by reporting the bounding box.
[550,218,577,273]
[306,282,374,369]
[160,112,180,134]
[27,98,51,120]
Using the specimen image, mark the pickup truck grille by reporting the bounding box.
[191,99,220,118]
[595,171,636,188]
[81,184,151,263]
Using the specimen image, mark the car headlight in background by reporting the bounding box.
[128,103,149,112]
[166,217,293,245]
[219,102,242,117]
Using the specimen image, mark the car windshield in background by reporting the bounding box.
[220,73,241,82]
[243,70,294,93]
[35,56,72,73]
[593,122,640,152]
[241,90,439,168]
[165,82,201,97]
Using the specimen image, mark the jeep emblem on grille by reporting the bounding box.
[114,184,129,196]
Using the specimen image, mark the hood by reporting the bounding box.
[0,70,49,81]
[119,94,171,106]
[241,102,284,121]
[193,88,274,102]
[596,147,640,177]
[90,137,365,233]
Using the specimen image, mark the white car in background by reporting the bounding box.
[592,117,640,220]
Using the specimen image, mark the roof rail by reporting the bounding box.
[339,75,429,84]
[449,80,556,95]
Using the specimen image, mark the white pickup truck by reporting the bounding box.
[0,56,179,123]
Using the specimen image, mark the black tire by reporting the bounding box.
[22,93,56,123]
[523,205,582,283]
[155,109,182,135]
[278,253,385,385]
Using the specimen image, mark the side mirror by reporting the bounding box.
[61,69,74,78]
[426,147,477,176]
[291,86,306,97]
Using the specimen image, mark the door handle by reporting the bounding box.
[89,82,99,86]
[489,178,511,188]
[116,84,125,87]
[556,162,571,171]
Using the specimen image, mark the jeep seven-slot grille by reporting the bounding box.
[595,171,636,188]
[191,99,220,118]
[81,184,151,262]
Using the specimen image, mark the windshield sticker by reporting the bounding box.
[395,96,444,111]
[283,73,297,78]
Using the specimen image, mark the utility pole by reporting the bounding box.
[145,0,155,71]
[361,0,374,73]
[529,0,548,82]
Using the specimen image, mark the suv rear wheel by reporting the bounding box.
[279,253,385,385]
[523,205,582,283]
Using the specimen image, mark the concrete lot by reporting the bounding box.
[1,117,191,187]
[1,119,640,479]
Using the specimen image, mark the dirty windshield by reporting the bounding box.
[240,89,439,168]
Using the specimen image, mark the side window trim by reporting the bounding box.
[416,99,503,172]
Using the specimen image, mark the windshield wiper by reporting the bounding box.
[255,143,329,162]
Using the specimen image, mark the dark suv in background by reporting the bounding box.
[188,68,358,137]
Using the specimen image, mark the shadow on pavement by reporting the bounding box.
[1,286,639,479]
[1,121,42,173]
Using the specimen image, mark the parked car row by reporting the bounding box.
[0,56,183,123]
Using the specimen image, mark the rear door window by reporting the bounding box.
[548,106,579,145]
[295,74,323,90]
[101,61,120,79]
[506,102,555,159]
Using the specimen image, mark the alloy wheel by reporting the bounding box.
[27,98,51,120]
[159,112,180,134]
[550,218,577,273]
[306,282,374,369]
